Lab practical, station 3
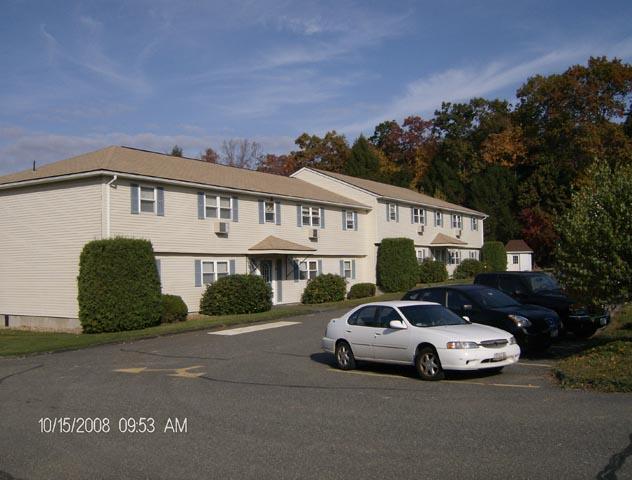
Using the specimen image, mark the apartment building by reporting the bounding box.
[0,146,485,331]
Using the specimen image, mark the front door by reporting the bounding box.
[260,260,276,305]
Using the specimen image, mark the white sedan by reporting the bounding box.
[322,301,520,380]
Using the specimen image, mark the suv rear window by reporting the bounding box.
[475,274,496,288]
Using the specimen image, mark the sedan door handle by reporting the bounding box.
[345,330,351,333]
[375,332,382,336]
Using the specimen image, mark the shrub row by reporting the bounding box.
[453,259,486,279]
[347,282,376,299]
[418,259,448,283]
[302,274,347,304]
[200,274,272,315]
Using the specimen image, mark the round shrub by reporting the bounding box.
[200,275,272,315]
[376,238,418,292]
[481,241,507,271]
[347,283,377,300]
[418,259,448,283]
[161,294,188,323]
[78,238,161,333]
[302,274,347,304]
[453,259,486,279]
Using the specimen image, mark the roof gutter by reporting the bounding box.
[0,170,370,211]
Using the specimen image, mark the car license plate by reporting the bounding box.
[599,316,608,326]
[551,329,558,338]
[493,352,506,361]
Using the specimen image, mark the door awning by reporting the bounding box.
[429,233,468,247]
[248,235,317,255]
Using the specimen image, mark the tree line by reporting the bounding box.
[171,57,632,267]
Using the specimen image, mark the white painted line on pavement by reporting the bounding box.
[208,321,301,336]
[518,362,553,368]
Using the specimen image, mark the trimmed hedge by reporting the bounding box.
[302,274,347,304]
[161,294,188,323]
[376,238,418,292]
[78,238,162,333]
[418,259,448,283]
[347,283,376,299]
[481,241,507,271]
[453,259,486,279]
[200,275,272,315]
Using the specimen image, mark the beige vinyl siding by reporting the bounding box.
[0,179,103,319]
[110,181,368,257]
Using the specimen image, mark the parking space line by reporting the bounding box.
[518,362,553,368]
[443,380,540,389]
[208,321,301,336]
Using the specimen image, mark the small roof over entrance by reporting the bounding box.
[430,233,468,246]
[248,235,317,255]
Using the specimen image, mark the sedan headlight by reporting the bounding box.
[508,336,517,345]
[508,314,531,328]
[446,341,479,349]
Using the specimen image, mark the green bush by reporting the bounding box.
[418,259,448,283]
[376,238,418,292]
[453,259,486,279]
[302,274,347,304]
[347,283,376,299]
[78,238,162,333]
[200,275,272,315]
[481,241,507,271]
[161,294,188,323]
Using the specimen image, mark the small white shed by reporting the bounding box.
[506,239,533,271]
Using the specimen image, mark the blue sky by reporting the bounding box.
[1,0,631,174]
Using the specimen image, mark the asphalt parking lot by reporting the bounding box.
[1,310,631,480]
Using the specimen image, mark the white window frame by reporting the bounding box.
[448,250,461,265]
[301,206,320,227]
[513,255,519,265]
[201,260,230,285]
[469,251,478,260]
[139,185,156,214]
[264,200,276,223]
[345,210,355,230]
[471,217,479,231]
[299,260,319,280]
[388,203,397,221]
[451,214,463,229]
[412,207,426,225]
[342,260,352,279]
[435,210,443,227]
[416,248,426,264]
[205,194,232,220]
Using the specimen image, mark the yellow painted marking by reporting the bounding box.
[115,365,205,378]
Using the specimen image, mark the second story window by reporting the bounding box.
[452,214,463,229]
[140,186,156,213]
[388,203,397,221]
[302,206,320,227]
[471,217,479,231]
[345,210,355,230]
[265,200,275,223]
[206,195,232,219]
[435,211,443,227]
[412,207,425,224]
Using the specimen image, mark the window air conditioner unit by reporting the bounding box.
[417,225,425,235]
[215,222,229,235]
[309,228,319,240]
[456,229,462,238]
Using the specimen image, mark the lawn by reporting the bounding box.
[554,304,632,393]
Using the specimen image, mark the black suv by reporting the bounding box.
[474,272,610,338]
[402,284,560,350]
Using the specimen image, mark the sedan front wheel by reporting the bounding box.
[416,346,445,381]
[335,341,356,370]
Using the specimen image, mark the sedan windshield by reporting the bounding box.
[468,288,519,308]
[527,274,560,292]
[399,305,469,327]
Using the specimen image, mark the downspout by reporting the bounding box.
[105,175,118,238]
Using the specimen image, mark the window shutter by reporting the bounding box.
[229,259,236,275]
[293,260,299,282]
[353,212,358,231]
[275,259,282,303]
[258,200,264,224]
[395,204,400,222]
[131,184,139,214]
[339,260,344,276]
[155,259,161,282]
[386,204,390,222]
[341,210,347,231]
[156,187,165,216]
[352,260,356,279]
[320,207,325,229]
[317,259,323,276]
[232,196,239,222]
[411,207,414,224]
[296,205,302,227]
[194,260,202,287]
[275,201,281,225]
[197,192,205,219]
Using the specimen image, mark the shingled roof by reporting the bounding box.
[0,146,367,208]
[303,168,485,216]
[505,239,533,252]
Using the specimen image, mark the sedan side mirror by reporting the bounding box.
[389,320,407,329]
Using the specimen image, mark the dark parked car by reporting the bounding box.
[474,272,610,338]
[402,284,561,350]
